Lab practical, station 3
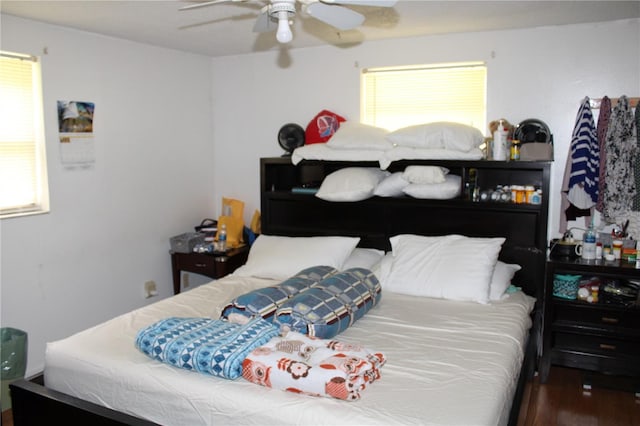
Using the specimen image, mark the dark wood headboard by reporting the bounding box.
[260,157,551,301]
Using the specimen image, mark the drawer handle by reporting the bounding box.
[195,263,208,268]
[601,317,620,324]
[599,343,617,351]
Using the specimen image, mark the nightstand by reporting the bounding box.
[170,245,250,294]
[539,257,640,391]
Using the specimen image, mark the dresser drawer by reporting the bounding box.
[174,252,216,276]
[171,246,250,295]
[554,331,640,357]
[554,303,640,330]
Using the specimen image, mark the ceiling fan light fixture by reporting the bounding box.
[181,0,398,45]
[269,0,296,44]
[276,11,293,43]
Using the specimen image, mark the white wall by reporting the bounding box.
[211,18,640,240]
[0,15,215,376]
[1,14,638,377]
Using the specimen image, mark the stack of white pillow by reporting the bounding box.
[235,234,522,305]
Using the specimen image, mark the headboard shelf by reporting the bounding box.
[266,189,546,212]
[260,157,551,300]
[262,157,551,194]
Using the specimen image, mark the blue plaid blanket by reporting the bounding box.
[274,268,381,339]
[220,265,338,322]
[135,316,279,379]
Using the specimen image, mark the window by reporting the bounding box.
[361,62,487,133]
[0,51,49,218]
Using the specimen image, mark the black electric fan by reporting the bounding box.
[278,123,305,156]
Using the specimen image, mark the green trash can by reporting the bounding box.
[1,327,28,412]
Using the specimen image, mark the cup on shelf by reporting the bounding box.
[612,239,623,260]
[575,241,596,260]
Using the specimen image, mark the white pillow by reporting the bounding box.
[342,248,385,270]
[402,165,449,184]
[385,234,505,303]
[386,122,484,152]
[371,252,393,285]
[315,167,389,202]
[373,172,409,197]
[489,261,521,301]
[326,122,392,151]
[234,235,360,280]
[402,174,462,199]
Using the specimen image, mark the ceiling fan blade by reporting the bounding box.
[179,0,248,11]
[320,0,397,7]
[253,9,276,33]
[306,3,364,31]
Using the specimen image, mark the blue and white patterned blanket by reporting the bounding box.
[135,316,279,379]
[274,268,381,339]
[220,265,338,321]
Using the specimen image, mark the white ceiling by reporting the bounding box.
[2,0,639,57]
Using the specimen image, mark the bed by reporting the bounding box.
[10,156,551,426]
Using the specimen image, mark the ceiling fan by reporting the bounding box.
[180,0,398,44]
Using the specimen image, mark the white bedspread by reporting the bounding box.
[45,274,534,426]
[291,144,484,169]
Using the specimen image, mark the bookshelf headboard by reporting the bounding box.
[260,157,551,300]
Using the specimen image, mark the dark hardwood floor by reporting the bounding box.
[1,409,11,426]
[518,366,640,425]
[2,366,639,425]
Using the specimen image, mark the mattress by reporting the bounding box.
[44,273,535,426]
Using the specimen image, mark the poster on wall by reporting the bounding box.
[57,100,95,168]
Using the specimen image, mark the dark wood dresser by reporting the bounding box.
[170,245,250,294]
[540,257,640,391]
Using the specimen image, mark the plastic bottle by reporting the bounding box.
[582,222,597,260]
[515,185,527,204]
[492,120,508,161]
[510,139,521,161]
[531,189,542,205]
[525,185,535,204]
[218,224,227,252]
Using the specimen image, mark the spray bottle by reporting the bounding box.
[492,120,508,161]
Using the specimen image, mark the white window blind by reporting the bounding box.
[361,62,487,133]
[0,51,49,218]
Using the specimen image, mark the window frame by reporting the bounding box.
[360,61,487,133]
[0,50,49,219]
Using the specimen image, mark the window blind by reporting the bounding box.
[361,62,487,133]
[0,51,49,218]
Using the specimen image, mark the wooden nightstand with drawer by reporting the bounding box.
[170,245,250,294]
[539,257,640,392]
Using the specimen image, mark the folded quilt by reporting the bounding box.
[135,316,279,379]
[220,265,338,322]
[242,331,386,401]
[274,268,381,339]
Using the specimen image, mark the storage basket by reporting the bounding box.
[170,232,205,253]
[552,274,581,299]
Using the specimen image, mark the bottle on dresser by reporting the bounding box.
[581,221,597,260]
[218,224,227,252]
[492,120,508,161]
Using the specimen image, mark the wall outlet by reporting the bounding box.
[144,280,158,298]
[182,272,190,289]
